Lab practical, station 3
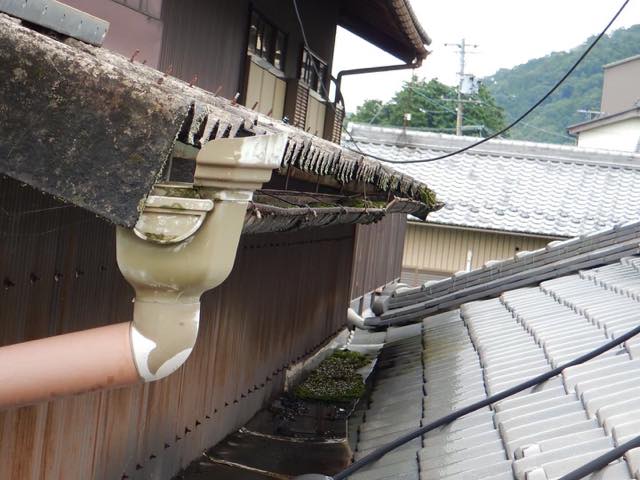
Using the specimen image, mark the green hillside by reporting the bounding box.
[485,25,640,144]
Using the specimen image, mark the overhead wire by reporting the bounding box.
[291,2,637,478]
[557,434,640,480]
[330,0,630,163]
[332,323,640,479]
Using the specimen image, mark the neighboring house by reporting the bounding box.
[0,4,436,479]
[568,55,640,152]
[347,219,640,479]
[345,123,640,283]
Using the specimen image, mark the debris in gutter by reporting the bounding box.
[294,350,370,403]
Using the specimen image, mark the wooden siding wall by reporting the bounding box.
[0,177,353,480]
[245,58,287,119]
[350,214,407,299]
[402,223,557,283]
[159,0,339,101]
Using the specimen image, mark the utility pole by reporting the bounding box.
[445,39,478,135]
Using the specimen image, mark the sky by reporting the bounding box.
[332,0,640,112]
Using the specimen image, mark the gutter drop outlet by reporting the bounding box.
[0,134,287,408]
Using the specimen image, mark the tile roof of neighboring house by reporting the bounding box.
[350,252,640,480]
[345,123,640,238]
[0,15,436,229]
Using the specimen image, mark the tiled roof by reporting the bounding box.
[351,254,640,479]
[0,16,436,228]
[365,219,640,328]
[345,124,640,237]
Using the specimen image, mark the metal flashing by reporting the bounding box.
[0,0,108,45]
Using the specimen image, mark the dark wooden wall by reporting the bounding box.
[54,0,340,101]
[350,214,407,299]
[159,0,340,99]
[0,176,353,479]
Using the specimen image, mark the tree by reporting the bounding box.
[349,76,507,137]
[485,24,640,143]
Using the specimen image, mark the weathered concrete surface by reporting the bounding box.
[0,14,190,227]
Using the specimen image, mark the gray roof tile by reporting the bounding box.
[351,255,640,479]
[345,124,640,237]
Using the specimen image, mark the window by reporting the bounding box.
[111,0,162,20]
[300,48,327,96]
[247,11,287,71]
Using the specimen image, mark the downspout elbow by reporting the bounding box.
[0,134,287,409]
[115,193,250,382]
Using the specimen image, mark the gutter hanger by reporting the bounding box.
[0,133,287,409]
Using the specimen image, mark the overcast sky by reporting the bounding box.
[332,0,640,112]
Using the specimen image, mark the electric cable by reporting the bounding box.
[295,0,630,164]
[557,434,640,480]
[330,322,640,479]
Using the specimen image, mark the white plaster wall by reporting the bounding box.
[577,118,640,152]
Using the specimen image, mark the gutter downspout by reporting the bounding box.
[0,134,287,408]
[334,59,423,107]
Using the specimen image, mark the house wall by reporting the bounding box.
[401,222,556,285]
[158,0,339,100]
[0,176,354,480]
[576,117,640,152]
[58,0,164,68]
[350,214,407,298]
[601,55,640,114]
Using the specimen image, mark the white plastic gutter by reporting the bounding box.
[0,134,287,409]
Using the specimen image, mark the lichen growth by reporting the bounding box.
[417,186,437,207]
[159,187,202,199]
[294,350,369,403]
[340,198,388,209]
[143,232,173,242]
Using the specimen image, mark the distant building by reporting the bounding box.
[346,123,640,283]
[568,55,640,152]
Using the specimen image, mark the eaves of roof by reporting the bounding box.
[339,0,430,63]
[0,14,437,229]
[567,107,640,134]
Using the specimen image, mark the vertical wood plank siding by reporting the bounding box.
[0,177,352,479]
[159,0,249,99]
[402,223,557,282]
[350,214,407,298]
[159,0,339,101]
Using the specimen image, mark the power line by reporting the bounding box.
[339,0,631,164]
[331,322,640,479]
[444,39,479,135]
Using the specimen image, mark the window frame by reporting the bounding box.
[247,9,287,72]
[299,47,328,98]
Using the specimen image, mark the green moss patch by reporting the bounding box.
[294,350,369,403]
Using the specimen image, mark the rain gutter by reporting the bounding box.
[0,134,287,409]
[335,59,423,106]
